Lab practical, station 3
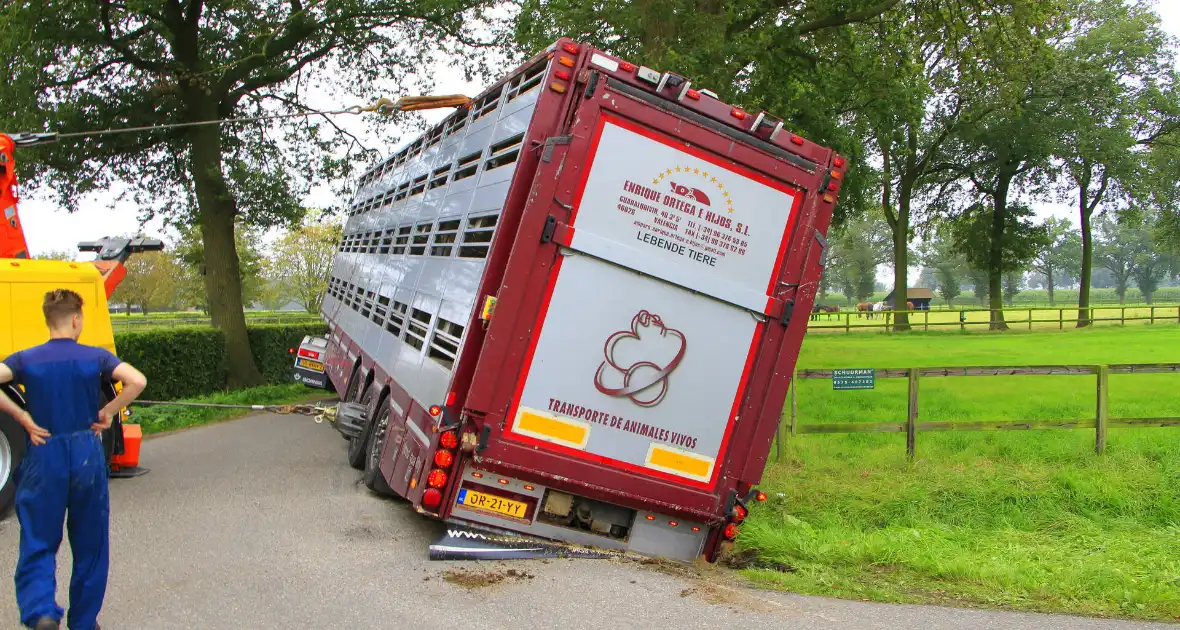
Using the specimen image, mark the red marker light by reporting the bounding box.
[733,504,748,523]
[756,491,768,502]
[429,405,442,417]
[620,61,636,72]
[498,478,510,485]
[833,156,846,168]
[562,43,579,55]
[723,523,739,540]
[791,135,804,146]
[422,488,442,508]
[731,108,747,120]
[288,348,295,354]
[668,521,678,527]
[691,526,701,532]
[646,515,656,521]
[685,89,701,100]
[471,471,483,479]
[427,469,448,488]
[439,431,458,449]
[433,450,453,468]
[555,69,572,81]
[524,484,535,491]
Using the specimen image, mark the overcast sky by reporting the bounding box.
[15,2,1180,260]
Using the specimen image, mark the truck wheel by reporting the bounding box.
[0,412,28,519]
[362,399,394,496]
[346,386,377,470]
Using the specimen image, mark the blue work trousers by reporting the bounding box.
[13,431,109,630]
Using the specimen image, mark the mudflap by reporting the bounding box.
[429,525,627,562]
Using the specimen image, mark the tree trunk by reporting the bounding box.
[189,124,265,389]
[1077,198,1093,327]
[988,180,1010,331]
[890,180,913,332]
[1046,268,1055,306]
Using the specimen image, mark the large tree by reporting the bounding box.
[112,250,182,315]
[0,0,496,386]
[1053,0,1178,325]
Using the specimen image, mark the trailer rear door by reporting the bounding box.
[470,73,828,513]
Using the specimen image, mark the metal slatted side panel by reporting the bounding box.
[325,57,548,407]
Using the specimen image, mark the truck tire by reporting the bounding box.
[0,412,28,519]
[362,399,394,496]
[346,385,377,470]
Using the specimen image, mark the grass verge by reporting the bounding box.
[130,383,334,435]
[741,325,1180,622]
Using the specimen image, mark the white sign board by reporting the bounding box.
[568,116,801,311]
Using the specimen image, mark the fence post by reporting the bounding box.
[789,369,798,438]
[1028,309,1033,331]
[1096,364,1108,455]
[907,368,918,461]
[925,310,929,332]
[1150,306,1155,325]
[1059,308,1063,330]
[845,311,851,334]
[1121,307,1125,326]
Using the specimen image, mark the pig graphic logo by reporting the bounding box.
[593,310,687,408]
[669,182,711,207]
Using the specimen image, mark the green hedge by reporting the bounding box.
[113,322,329,400]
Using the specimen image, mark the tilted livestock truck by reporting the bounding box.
[302,38,845,562]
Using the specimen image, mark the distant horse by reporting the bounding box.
[810,304,840,321]
[906,301,914,311]
[871,302,885,319]
[856,302,872,319]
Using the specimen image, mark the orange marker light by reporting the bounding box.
[557,57,575,68]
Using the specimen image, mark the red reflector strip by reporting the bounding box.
[446,391,457,406]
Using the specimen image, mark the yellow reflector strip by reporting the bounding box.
[645,444,714,482]
[514,408,590,449]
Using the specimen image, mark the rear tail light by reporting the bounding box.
[427,469,448,488]
[732,504,748,523]
[433,450,454,468]
[439,431,458,449]
[429,405,442,417]
[422,488,442,509]
[446,391,457,406]
[723,523,739,540]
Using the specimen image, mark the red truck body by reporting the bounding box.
[318,38,843,561]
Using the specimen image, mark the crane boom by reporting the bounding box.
[0,134,31,259]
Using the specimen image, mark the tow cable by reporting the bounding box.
[130,400,340,424]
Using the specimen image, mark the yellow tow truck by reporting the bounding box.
[0,132,159,516]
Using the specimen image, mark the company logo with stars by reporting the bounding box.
[653,166,734,213]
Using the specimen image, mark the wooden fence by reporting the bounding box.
[806,305,1180,333]
[775,363,1180,460]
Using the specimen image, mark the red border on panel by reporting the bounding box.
[500,110,802,491]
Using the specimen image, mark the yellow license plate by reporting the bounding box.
[297,358,325,372]
[457,489,529,520]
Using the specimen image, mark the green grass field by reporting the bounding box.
[807,304,1180,333]
[130,383,330,434]
[742,326,1180,621]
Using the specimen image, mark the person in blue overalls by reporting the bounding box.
[0,289,147,630]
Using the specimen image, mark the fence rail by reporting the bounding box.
[806,305,1180,333]
[776,363,1180,460]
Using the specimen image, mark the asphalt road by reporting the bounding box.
[0,413,1170,629]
